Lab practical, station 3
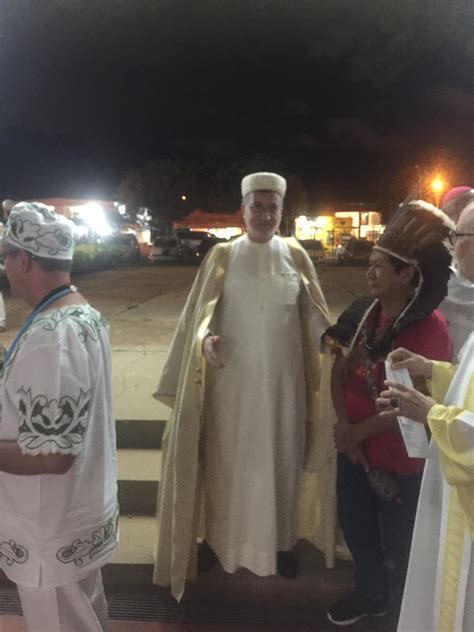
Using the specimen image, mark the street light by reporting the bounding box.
[181,194,187,201]
[430,177,445,207]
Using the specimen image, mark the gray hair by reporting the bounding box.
[33,255,73,273]
[444,190,474,224]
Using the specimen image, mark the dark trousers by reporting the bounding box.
[337,453,422,605]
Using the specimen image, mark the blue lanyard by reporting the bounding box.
[3,285,76,367]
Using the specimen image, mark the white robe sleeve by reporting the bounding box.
[6,341,91,456]
[299,288,328,350]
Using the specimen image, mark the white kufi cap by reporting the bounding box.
[241,172,287,198]
[0,202,75,260]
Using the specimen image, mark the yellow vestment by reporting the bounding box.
[398,334,474,632]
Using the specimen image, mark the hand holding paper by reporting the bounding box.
[379,362,434,459]
[385,347,433,379]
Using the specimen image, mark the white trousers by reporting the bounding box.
[17,569,109,632]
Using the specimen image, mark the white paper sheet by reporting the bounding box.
[385,361,430,459]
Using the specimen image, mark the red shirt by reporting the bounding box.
[344,309,453,475]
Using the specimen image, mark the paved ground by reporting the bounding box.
[1,260,369,347]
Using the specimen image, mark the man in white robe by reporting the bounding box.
[0,199,15,331]
[439,187,474,357]
[379,201,474,631]
[204,221,327,576]
[440,265,474,358]
[0,203,118,631]
[441,186,473,224]
[153,172,334,600]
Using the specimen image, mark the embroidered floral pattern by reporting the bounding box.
[17,388,90,453]
[0,540,29,566]
[33,307,107,343]
[1,307,106,374]
[8,215,73,257]
[56,514,119,566]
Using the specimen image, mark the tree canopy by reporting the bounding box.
[117,156,308,229]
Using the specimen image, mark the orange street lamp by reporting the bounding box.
[430,177,445,207]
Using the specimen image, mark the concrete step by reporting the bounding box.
[118,448,161,481]
[112,349,170,421]
[117,447,161,516]
[115,515,156,565]
[116,419,166,450]
[118,480,158,516]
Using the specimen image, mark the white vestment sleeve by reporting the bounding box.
[458,411,474,447]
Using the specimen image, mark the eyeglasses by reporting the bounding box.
[2,249,20,259]
[0,249,35,262]
[448,232,474,246]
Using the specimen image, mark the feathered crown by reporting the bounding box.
[371,200,455,351]
[375,200,454,265]
[325,201,455,361]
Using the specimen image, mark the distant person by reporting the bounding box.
[336,242,344,255]
[0,199,16,331]
[2,198,16,222]
[325,201,454,626]
[441,186,474,223]
[153,172,334,600]
[439,186,474,357]
[379,200,474,632]
[0,202,118,631]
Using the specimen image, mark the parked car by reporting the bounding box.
[298,239,327,262]
[175,230,214,250]
[195,235,227,259]
[337,238,373,265]
[175,230,222,263]
[149,236,181,262]
[108,233,141,260]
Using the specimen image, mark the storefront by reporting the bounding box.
[173,209,245,239]
[295,210,383,249]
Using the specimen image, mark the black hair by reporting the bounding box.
[387,254,420,287]
[326,246,451,361]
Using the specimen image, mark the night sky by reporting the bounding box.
[1,0,472,208]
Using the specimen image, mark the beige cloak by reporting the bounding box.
[153,237,338,600]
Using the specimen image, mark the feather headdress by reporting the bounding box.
[375,200,454,265]
[367,200,455,349]
[325,200,455,361]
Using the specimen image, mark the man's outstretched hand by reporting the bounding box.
[203,335,224,369]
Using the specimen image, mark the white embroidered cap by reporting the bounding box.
[0,202,75,260]
[241,172,287,198]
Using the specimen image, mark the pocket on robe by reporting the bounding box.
[275,273,301,305]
